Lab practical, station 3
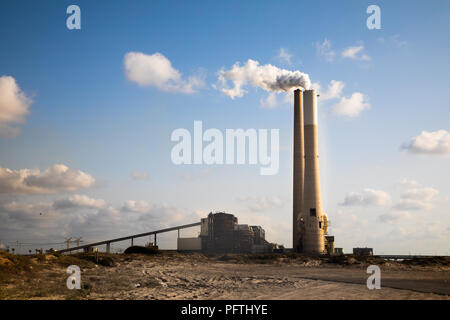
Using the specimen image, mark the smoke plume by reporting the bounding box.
[215,59,311,99]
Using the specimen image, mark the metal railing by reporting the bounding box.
[57,222,201,253]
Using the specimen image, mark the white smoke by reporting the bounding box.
[215,59,311,99]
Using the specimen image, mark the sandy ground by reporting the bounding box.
[1,252,449,300]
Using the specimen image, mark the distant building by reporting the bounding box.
[177,237,202,251]
[178,212,275,253]
[334,248,344,255]
[353,247,373,256]
[324,236,335,255]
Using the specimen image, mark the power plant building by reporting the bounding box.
[178,212,274,253]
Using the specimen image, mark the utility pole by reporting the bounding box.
[75,237,83,247]
[65,237,72,250]
[74,237,83,252]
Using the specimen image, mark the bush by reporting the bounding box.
[124,246,160,255]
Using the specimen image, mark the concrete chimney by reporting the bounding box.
[300,89,325,254]
[292,89,304,251]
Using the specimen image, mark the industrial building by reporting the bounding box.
[178,212,275,254]
[353,247,374,256]
[293,89,336,254]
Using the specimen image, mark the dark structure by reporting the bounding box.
[353,247,374,256]
[199,212,271,253]
[325,236,335,255]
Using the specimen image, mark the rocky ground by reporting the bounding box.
[0,250,449,300]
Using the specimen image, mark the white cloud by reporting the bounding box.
[0,164,96,194]
[312,80,345,101]
[341,45,371,61]
[2,201,54,216]
[277,48,292,65]
[393,186,439,211]
[397,178,421,188]
[124,52,204,94]
[121,200,153,214]
[341,188,391,207]
[401,187,439,202]
[0,197,199,246]
[53,194,107,210]
[131,171,149,180]
[332,92,370,118]
[0,75,33,138]
[214,59,311,99]
[315,39,335,62]
[402,130,450,155]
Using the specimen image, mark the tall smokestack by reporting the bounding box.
[292,89,304,251]
[301,89,325,254]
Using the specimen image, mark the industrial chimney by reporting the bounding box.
[293,89,326,254]
[300,89,325,253]
[292,89,304,251]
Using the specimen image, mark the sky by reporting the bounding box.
[0,0,449,254]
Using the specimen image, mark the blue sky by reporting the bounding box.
[0,0,449,254]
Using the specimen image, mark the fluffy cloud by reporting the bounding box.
[0,75,33,138]
[341,45,371,61]
[124,52,204,94]
[401,130,450,155]
[0,201,63,232]
[341,188,391,207]
[397,178,421,188]
[0,164,96,194]
[401,187,439,202]
[332,92,370,118]
[312,80,344,101]
[121,200,154,214]
[53,194,107,210]
[311,80,370,118]
[393,186,439,211]
[1,201,54,217]
[315,39,335,62]
[0,197,200,249]
[214,59,311,99]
